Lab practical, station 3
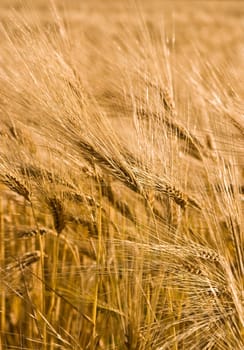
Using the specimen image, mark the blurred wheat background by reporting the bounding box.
[0,1,243,349]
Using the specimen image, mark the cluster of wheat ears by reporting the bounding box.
[0,2,243,350]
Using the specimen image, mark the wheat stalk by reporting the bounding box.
[0,173,31,201]
[45,196,66,235]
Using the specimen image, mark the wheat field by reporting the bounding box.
[0,1,243,349]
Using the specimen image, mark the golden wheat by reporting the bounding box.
[0,1,243,349]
